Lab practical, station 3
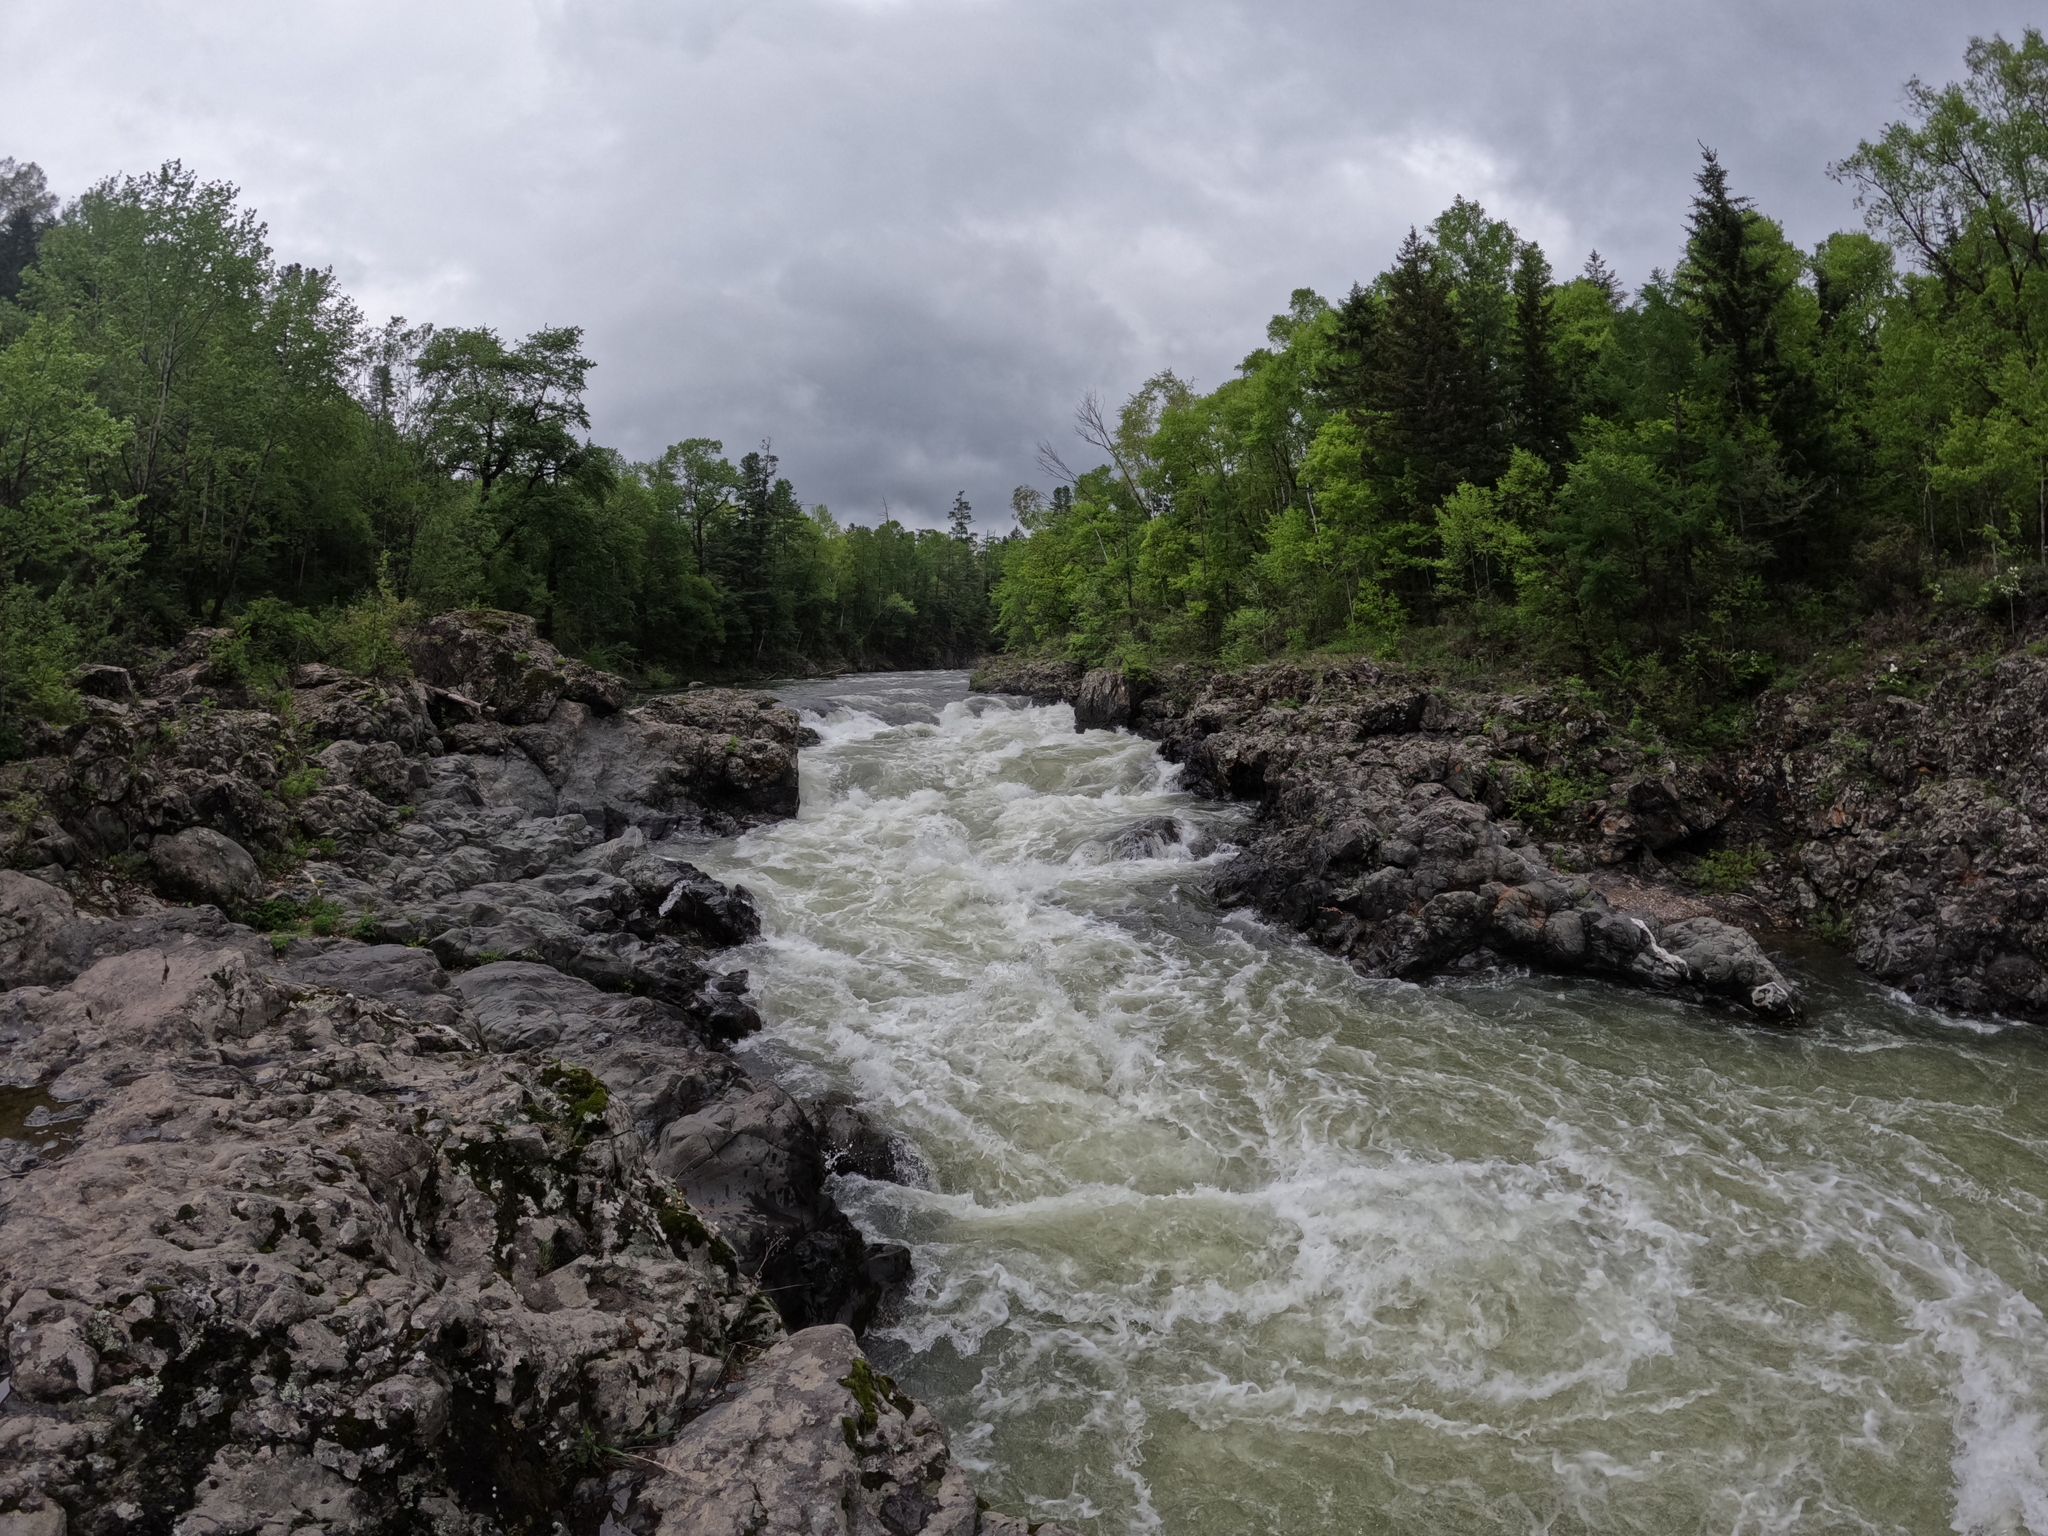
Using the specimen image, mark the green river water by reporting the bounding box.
[692,671,2048,1536]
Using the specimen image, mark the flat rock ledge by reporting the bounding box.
[972,657,1800,1020]
[0,617,1056,1534]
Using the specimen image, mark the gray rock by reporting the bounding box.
[639,1326,979,1536]
[988,662,1803,1019]
[653,1085,893,1331]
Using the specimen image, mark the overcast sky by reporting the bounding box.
[4,1,2035,528]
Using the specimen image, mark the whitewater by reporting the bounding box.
[690,670,2048,1536]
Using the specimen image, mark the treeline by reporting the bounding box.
[0,158,1003,736]
[995,32,2048,737]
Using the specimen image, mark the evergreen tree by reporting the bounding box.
[1312,282,1380,411]
[1581,250,1623,307]
[0,158,57,305]
[1507,241,1572,468]
[1369,230,1502,510]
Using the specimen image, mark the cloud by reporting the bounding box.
[5,0,2037,527]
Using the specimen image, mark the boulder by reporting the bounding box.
[146,826,262,908]
[641,1326,981,1536]
[1074,667,1151,731]
[401,608,625,724]
[68,664,134,702]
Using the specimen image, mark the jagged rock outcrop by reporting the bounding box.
[0,619,1075,1533]
[974,655,1801,1019]
[632,1326,1077,1536]
[1716,639,2048,1019]
[402,609,627,724]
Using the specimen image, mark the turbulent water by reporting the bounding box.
[693,670,2048,1536]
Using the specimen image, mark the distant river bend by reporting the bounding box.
[696,670,2048,1536]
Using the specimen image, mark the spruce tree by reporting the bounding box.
[1369,229,1501,510]
[1508,241,1572,467]
[1312,282,1380,412]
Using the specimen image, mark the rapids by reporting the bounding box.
[693,670,2048,1536]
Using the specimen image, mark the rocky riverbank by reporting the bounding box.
[968,656,1779,1019]
[975,636,2048,1024]
[0,613,1070,1535]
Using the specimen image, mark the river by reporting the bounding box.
[690,669,2048,1536]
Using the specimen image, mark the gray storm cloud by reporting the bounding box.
[5,0,2035,526]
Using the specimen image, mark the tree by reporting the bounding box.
[0,315,140,725]
[1355,228,1505,585]
[0,158,58,305]
[1833,29,2048,356]
[1508,242,1572,467]
[949,491,972,538]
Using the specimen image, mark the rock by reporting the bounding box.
[638,1326,980,1536]
[68,664,133,702]
[1074,667,1151,731]
[1105,814,1215,860]
[401,608,626,724]
[985,662,1803,1019]
[0,615,956,1530]
[145,826,262,907]
[969,654,1084,703]
[653,1085,896,1331]
[659,864,763,946]
[811,1091,915,1184]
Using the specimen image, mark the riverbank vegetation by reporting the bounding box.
[992,32,2048,744]
[0,156,1004,742]
[6,32,2048,750]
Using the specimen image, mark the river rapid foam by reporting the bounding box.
[694,670,2048,1536]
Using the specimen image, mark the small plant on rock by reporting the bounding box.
[1693,845,1767,893]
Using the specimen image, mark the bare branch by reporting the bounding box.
[1034,439,1078,484]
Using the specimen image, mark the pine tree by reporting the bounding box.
[1311,282,1380,411]
[1581,250,1622,307]
[949,492,973,539]
[1369,230,1501,509]
[1507,241,1572,467]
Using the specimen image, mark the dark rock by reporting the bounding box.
[146,826,262,907]
[811,1091,912,1184]
[651,1085,899,1331]
[660,864,763,946]
[1075,667,1152,730]
[1106,814,1215,860]
[69,664,134,702]
[401,608,625,724]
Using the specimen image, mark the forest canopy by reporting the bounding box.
[0,156,999,737]
[4,30,2048,745]
[991,30,2048,737]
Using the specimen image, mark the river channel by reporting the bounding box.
[690,670,2048,1536]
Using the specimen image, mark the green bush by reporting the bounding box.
[1693,845,1767,893]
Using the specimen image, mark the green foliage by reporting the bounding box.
[988,31,2048,730]
[0,154,1004,740]
[276,764,325,802]
[1693,845,1767,893]
[1503,765,1600,829]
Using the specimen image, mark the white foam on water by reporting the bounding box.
[696,673,2048,1535]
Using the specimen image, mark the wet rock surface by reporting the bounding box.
[975,655,1803,1019]
[634,1325,1078,1536]
[0,620,1035,1534]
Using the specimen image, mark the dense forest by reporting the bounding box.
[0,156,1004,740]
[994,31,2048,739]
[4,32,2047,747]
